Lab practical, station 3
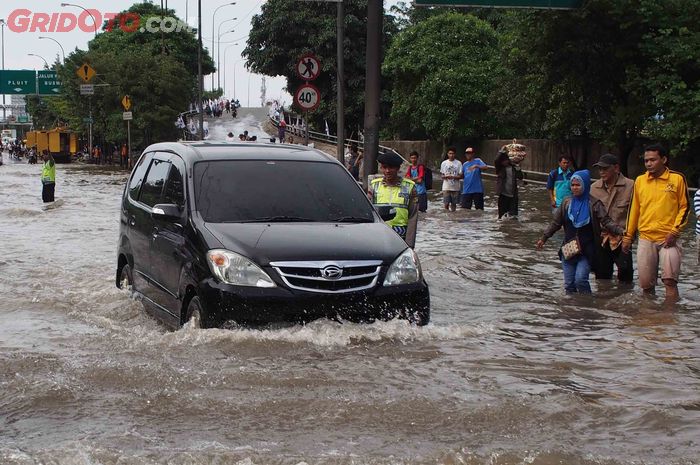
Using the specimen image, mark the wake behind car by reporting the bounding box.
[115,141,430,328]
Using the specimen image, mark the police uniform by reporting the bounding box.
[370,152,418,248]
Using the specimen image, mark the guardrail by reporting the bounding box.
[270,115,408,164]
[271,115,698,193]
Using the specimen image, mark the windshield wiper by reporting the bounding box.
[245,216,316,223]
[330,216,374,223]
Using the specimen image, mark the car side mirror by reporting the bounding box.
[152,203,182,220]
[375,205,397,222]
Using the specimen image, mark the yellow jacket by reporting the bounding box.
[624,168,689,244]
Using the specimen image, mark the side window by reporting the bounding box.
[163,159,185,207]
[128,152,154,200]
[138,159,171,207]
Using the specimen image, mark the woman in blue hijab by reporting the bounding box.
[537,169,625,293]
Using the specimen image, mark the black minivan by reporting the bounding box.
[115,141,430,328]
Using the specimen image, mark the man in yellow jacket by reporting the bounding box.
[622,144,689,301]
[369,152,418,248]
[40,150,56,203]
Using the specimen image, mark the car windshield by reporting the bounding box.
[194,160,375,223]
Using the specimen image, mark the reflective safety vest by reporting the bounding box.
[42,160,56,184]
[370,177,415,238]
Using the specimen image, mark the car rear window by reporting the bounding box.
[193,160,374,223]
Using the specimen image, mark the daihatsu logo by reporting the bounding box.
[320,265,343,280]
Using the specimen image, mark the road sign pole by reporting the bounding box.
[127,119,132,169]
[88,99,93,160]
[336,0,345,164]
[305,110,309,146]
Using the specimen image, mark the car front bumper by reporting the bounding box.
[198,278,430,326]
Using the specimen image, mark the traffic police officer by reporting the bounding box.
[41,150,56,203]
[369,152,419,248]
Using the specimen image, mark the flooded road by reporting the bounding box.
[1,118,699,465]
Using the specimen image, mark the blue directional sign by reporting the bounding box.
[38,70,62,96]
[0,70,37,95]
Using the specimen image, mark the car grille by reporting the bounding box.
[269,260,383,294]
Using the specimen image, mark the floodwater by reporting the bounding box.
[1,115,699,465]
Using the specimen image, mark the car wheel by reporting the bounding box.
[118,264,133,291]
[185,296,215,329]
[407,308,430,326]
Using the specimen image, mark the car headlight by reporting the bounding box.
[206,249,276,288]
[383,248,421,286]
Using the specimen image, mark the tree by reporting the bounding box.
[489,0,700,170]
[243,0,398,136]
[28,2,213,151]
[382,12,501,141]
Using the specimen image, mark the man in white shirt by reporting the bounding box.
[440,147,462,211]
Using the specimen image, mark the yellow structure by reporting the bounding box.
[26,128,78,163]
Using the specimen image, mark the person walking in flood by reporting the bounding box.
[622,144,689,301]
[546,155,574,214]
[440,147,462,212]
[536,170,624,294]
[494,147,522,219]
[460,147,489,210]
[590,153,635,283]
[41,150,56,203]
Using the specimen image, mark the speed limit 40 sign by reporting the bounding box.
[295,83,321,111]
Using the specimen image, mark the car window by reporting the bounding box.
[193,160,375,223]
[163,158,185,207]
[128,152,154,200]
[139,159,171,207]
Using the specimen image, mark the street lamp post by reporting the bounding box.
[216,17,237,90]
[38,36,66,63]
[217,29,235,91]
[28,54,49,69]
[211,2,235,90]
[222,44,239,96]
[60,3,98,37]
[0,19,5,124]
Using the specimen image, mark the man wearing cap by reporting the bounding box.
[622,143,689,301]
[461,147,489,210]
[590,153,635,282]
[369,152,418,248]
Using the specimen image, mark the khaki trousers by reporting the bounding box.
[637,238,682,290]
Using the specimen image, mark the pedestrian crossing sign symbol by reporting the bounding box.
[77,63,96,83]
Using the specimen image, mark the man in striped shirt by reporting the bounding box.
[622,144,689,301]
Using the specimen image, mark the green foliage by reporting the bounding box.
[489,0,699,163]
[28,2,213,151]
[382,12,501,141]
[243,0,398,135]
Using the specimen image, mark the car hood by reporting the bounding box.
[203,222,407,265]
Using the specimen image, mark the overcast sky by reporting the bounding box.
[0,0,292,107]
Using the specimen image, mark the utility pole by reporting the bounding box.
[198,0,204,140]
[362,0,382,188]
[336,0,345,164]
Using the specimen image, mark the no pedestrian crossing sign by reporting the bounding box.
[294,83,321,111]
[296,54,321,81]
[414,0,582,7]
[0,70,37,94]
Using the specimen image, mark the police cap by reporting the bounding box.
[377,152,404,167]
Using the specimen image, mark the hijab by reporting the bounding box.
[568,169,591,228]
